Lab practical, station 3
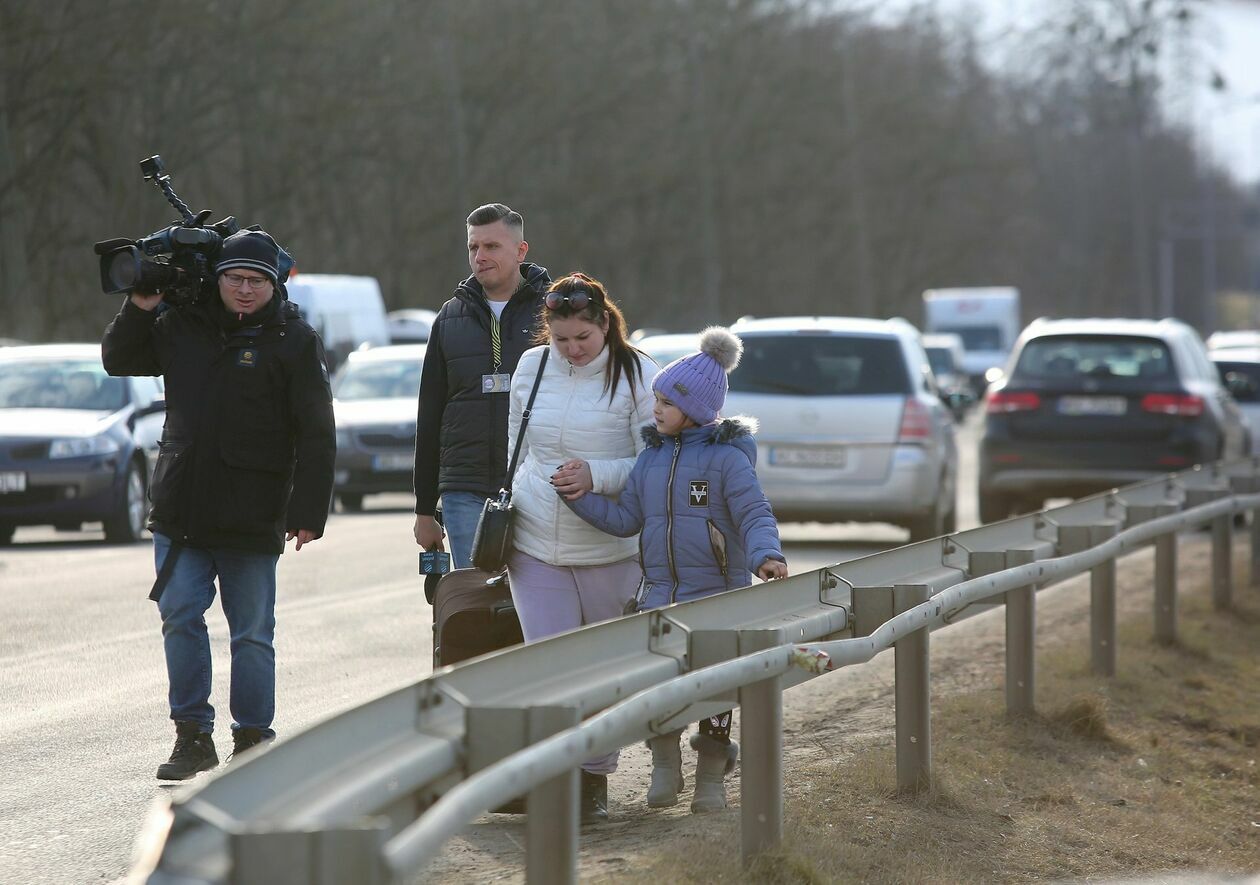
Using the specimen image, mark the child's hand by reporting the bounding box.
[757,559,788,581]
[551,459,593,501]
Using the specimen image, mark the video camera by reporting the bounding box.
[94,155,293,307]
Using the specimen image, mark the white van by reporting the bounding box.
[922,287,1021,390]
[285,274,390,371]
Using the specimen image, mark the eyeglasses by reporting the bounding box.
[545,288,600,310]
[222,272,272,290]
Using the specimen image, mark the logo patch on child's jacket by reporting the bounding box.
[689,480,709,506]
[237,349,258,368]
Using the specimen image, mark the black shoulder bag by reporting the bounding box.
[469,350,549,573]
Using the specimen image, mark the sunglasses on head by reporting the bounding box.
[545,288,601,311]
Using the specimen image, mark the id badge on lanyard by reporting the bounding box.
[482,309,510,394]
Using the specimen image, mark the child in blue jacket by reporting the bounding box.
[560,326,787,814]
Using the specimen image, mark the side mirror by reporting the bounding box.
[134,396,166,418]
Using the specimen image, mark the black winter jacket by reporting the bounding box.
[102,295,336,554]
[412,263,550,515]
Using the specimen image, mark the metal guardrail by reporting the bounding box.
[126,458,1260,884]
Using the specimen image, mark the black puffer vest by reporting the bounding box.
[413,264,549,512]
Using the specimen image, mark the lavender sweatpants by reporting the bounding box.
[507,549,642,775]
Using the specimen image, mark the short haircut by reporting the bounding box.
[466,203,524,238]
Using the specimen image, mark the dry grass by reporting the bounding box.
[600,581,1260,883]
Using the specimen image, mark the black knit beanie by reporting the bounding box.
[215,229,281,284]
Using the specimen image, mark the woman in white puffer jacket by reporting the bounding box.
[506,272,656,822]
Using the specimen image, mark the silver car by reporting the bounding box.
[332,344,426,511]
[1210,346,1260,455]
[637,317,959,540]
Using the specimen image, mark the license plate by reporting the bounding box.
[372,453,412,471]
[1058,396,1127,416]
[0,471,26,493]
[769,446,846,468]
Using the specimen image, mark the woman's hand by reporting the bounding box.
[551,459,593,501]
[757,558,788,581]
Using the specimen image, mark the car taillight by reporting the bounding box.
[1140,393,1204,417]
[986,391,1041,414]
[898,397,932,442]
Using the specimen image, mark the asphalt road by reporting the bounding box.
[0,415,984,884]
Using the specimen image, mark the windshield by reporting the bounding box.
[333,358,423,400]
[1013,336,1175,382]
[925,346,956,376]
[935,325,1003,351]
[730,335,910,396]
[0,359,127,410]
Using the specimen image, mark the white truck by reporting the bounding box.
[922,287,1021,389]
[284,274,391,371]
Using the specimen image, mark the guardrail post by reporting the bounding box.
[524,707,581,885]
[1088,523,1118,677]
[1155,526,1178,644]
[737,629,784,867]
[1232,470,1260,591]
[1129,503,1179,645]
[1003,548,1036,717]
[1185,487,1232,610]
[1251,496,1260,591]
[1212,510,1233,610]
[1058,522,1119,677]
[893,583,931,794]
[1058,526,1118,680]
[230,823,388,885]
[467,705,582,885]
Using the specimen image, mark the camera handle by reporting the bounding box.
[140,155,198,226]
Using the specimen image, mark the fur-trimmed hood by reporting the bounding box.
[639,415,759,448]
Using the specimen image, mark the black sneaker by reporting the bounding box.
[156,721,218,781]
[229,726,273,761]
[580,771,608,825]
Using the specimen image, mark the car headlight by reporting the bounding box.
[48,434,121,459]
[336,428,354,449]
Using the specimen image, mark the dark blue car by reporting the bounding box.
[0,344,165,544]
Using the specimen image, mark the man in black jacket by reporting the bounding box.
[413,204,549,567]
[102,229,335,780]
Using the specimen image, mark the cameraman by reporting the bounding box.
[102,229,335,780]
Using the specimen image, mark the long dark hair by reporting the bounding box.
[536,272,647,402]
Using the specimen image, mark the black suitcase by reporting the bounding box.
[431,568,524,668]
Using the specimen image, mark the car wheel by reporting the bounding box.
[104,459,147,543]
[338,493,364,512]
[0,522,14,546]
[978,490,1014,525]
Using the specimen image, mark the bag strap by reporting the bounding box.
[503,349,549,494]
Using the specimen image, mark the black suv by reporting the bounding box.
[979,318,1248,524]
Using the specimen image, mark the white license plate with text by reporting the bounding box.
[0,471,27,493]
[1058,396,1127,416]
[372,453,412,471]
[768,446,846,468]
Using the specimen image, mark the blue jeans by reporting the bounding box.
[153,533,279,736]
[440,491,487,570]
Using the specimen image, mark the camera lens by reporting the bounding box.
[100,246,185,296]
[107,249,139,290]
